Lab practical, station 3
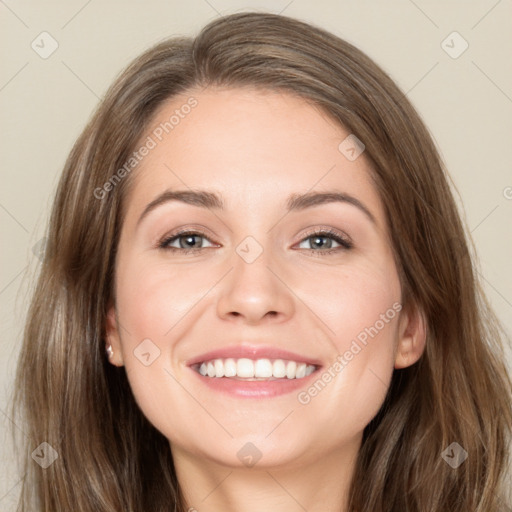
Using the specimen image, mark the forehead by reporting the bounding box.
[123,86,386,228]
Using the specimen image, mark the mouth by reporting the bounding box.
[191,357,319,381]
[186,345,323,398]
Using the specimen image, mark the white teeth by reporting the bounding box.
[272,359,286,378]
[237,358,254,378]
[296,363,306,379]
[195,358,317,380]
[254,358,273,378]
[224,358,237,377]
[214,359,224,377]
[286,361,296,379]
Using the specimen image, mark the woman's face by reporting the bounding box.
[106,86,424,469]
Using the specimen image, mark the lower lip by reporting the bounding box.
[188,367,321,398]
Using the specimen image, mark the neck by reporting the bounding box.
[171,436,360,512]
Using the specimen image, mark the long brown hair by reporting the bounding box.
[12,12,512,511]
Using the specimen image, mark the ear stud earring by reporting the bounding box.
[106,344,114,359]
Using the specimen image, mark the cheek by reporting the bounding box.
[295,255,401,352]
[112,260,197,395]
[117,260,206,345]
[114,261,212,438]
[293,259,401,424]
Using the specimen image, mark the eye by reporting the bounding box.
[157,227,353,256]
[158,230,216,254]
[296,229,353,256]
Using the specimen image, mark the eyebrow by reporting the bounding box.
[137,189,376,226]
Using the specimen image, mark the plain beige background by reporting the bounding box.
[1,0,511,509]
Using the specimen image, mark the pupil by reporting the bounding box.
[182,235,199,248]
[312,236,330,249]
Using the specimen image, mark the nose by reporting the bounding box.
[216,244,296,325]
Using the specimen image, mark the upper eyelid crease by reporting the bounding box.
[137,189,376,227]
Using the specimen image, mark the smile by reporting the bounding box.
[193,357,317,380]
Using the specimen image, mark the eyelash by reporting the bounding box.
[157,227,353,256]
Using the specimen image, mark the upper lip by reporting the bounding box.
[186,344,323,367]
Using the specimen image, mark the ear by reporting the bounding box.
[105,301,125,367]
[394,302,427,369]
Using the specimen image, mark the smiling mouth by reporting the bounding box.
[192,357,319,380]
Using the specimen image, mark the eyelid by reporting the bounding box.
[156,229,219,253]
[153,224,217,246]
[296,226,352,247]
[156,225,353,254]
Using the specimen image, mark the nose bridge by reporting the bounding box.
[215,233,294,323]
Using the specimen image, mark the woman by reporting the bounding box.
[12,11,512,512]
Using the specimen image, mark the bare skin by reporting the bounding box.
[106,86,426,512]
